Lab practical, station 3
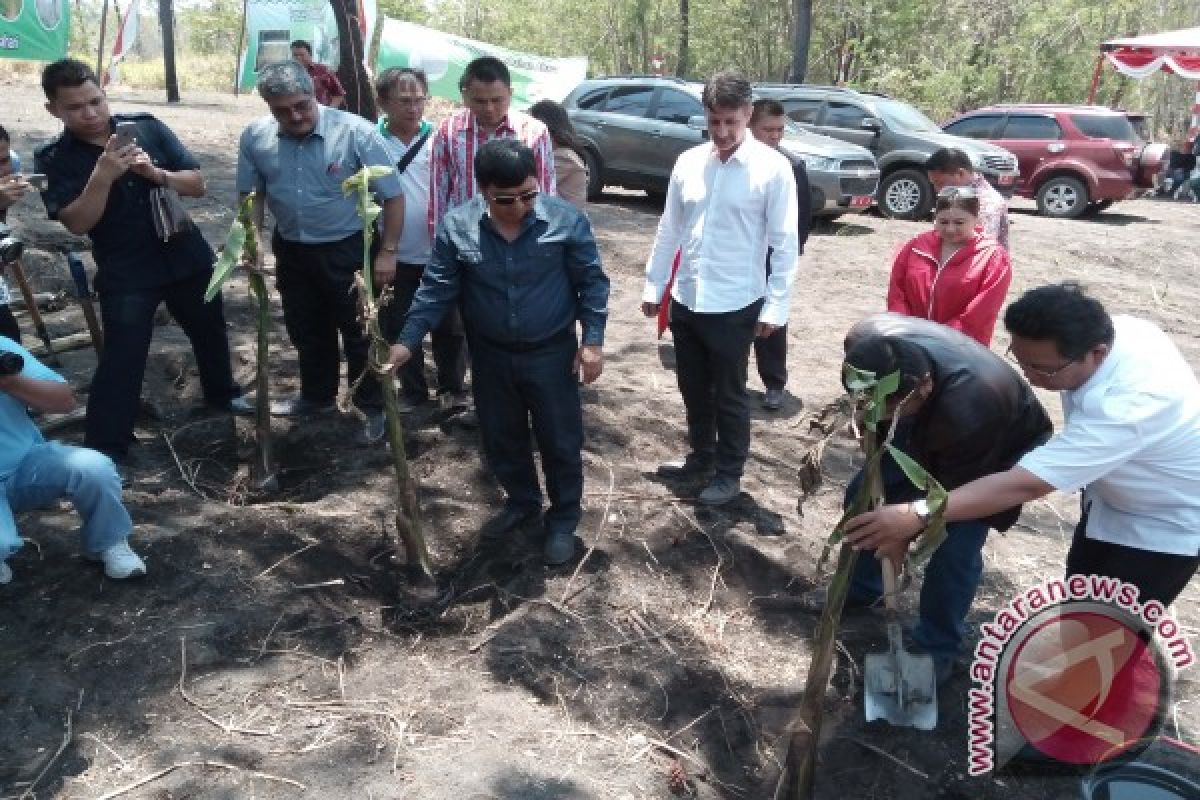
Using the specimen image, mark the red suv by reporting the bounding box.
[943,104,1165,218]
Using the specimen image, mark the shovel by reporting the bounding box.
[864,556,938,730]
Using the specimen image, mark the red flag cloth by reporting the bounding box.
[656,249,680,338]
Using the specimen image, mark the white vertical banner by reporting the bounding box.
[104,0,141,86]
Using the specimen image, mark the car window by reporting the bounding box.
[824,101,870,128]
[604,85,655,118]
[575,89,609,111]
[1071,114,1138,142]
[944,114,1004,139]
[998,115,1062,139]
[875,99,940,132]
[653,89,703,124]
[782,98,823,124]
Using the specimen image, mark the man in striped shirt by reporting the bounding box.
[428,56,556,234]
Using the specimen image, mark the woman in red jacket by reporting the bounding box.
[887,187,1012,346]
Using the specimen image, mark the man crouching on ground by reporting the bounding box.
[387,139,609,566]
[0,336,144,584]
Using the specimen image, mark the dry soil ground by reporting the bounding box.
[1,84,1198,800]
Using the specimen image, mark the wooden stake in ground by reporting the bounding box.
[343,167,434,584]
[204,193,278,492]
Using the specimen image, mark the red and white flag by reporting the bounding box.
[104,0,141,87]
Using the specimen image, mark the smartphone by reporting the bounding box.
[26,173,48,191]
[113,121,138,149]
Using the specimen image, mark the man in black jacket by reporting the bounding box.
[827,313,1053,682]
[749,99,811,411]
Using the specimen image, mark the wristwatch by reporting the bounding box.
[380,245,397,253]
[911,498,932,527]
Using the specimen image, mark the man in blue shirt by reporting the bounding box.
[34,59,247,468]
[238,60,405,443]
[0,336,144,584]
[387,140,609,565]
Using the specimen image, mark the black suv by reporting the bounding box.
[754,84,1020,219]
[562,76,881,218]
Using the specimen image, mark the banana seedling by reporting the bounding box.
[780,364,947,799]
[206,193,278,493]
[342,166,434,584]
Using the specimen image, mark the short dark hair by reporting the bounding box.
[844,335,933,397]
[460,56,510,90]
[290,40,313,55]
[41,58,99,101]
[1004,282,1115,360]
[925,147,974,174]
[701,71,752,111]
[475,139,536,189]
[751,98,786,123]
[0,125,8,143]
[528,99,583,154]
[376,66,428,98]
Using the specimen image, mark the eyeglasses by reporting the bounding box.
[1005,345,1076,378]
[491,189,539,206]
[937,186,977,200]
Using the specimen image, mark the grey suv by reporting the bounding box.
[562,76,881,218]
[754,84,1020,219]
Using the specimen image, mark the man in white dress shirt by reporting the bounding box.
[642,72,798,505]
[845,282,1200,609]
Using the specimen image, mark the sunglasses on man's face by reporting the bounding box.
[491,189,539,206]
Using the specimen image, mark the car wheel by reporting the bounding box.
[582,148,603,201]
[1036,175,1089,219]
[878,168,933,220]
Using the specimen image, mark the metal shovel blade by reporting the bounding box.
[864,622,938,730]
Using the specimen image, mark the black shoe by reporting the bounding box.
[656,453,714,478]
[270,395,337,417]
[543,530,577,565]
[480,506,541,540]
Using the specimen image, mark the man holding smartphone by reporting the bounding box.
[34,59,249,473]
[0,124,30,342]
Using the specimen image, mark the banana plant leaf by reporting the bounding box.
[204,194,255,303]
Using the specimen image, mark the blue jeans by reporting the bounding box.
[0,442,133,560]
[845,436,989,672]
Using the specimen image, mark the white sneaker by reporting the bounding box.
[94,541,147,579]
[0,561,11,584]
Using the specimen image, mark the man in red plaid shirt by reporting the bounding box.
[428,56,556,235]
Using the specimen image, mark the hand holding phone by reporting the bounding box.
[26,174,48,192]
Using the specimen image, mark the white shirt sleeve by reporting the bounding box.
[759,163,799,325]
[1018,410,1143,492]
[642,165,687,304]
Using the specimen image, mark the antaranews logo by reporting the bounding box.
[967,574,1194,776]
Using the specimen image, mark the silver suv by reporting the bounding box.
[754,84,1020,219]
[562,76,881,219]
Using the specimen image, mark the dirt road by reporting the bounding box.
[1,84,1198,799]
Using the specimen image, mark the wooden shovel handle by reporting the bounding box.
[880,556,900,613]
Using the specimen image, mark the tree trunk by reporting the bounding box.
[788,0,811,83]
[159,0,180,102]
[329,0,377,120]
[676,0,689,78]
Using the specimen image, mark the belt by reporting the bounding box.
[473,325,575,353]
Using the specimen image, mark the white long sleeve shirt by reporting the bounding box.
[642,136,798,325]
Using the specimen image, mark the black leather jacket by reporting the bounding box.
[845,313,1054,531]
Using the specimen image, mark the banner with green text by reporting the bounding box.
[376,19,587,107]
[0,0,69,62]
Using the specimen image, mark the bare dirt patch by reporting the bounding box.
[1,84,1198,799]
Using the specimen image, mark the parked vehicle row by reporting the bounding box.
[562,76,1165,222]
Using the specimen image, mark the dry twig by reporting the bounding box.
[177,637,272,736]
[18,706,73,800]
[94,760,305,799]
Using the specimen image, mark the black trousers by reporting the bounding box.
[469,328,583,537]
[274,232,381,410]
[1066,507,1199,607]
[668,297,763,479]
[0,304,19,343]
[382,262,466,401]
[86,270,238,459]
[753,323,788,390]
